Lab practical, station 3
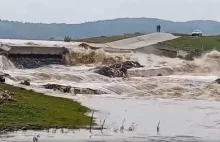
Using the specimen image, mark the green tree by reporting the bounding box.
[64,36,71,42]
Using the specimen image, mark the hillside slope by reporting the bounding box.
[1,18,220,40]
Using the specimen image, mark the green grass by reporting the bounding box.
[162,36,220,51]
[73,34,144,43]
[0,84,92,131]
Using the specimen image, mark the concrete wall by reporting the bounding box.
[8,46,66,55]
[135,44,178,58]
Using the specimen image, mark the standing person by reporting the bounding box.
[158,25,161,32]
[156,25,159,32]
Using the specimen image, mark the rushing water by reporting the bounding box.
[1,49,220,142]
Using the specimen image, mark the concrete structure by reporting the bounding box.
[106,32,179,50]
[77,33,180,54]
[0,44,68,68]
[135,43,179,58]
[0,44,67,55]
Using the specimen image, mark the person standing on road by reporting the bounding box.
[158,25,161,32]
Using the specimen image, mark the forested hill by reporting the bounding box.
[0,18,220,40]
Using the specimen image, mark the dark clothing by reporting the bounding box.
[158,25,161,32]
[156,25,161,32]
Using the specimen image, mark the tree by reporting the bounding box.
[64,36,71,42]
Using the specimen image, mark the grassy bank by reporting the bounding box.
[0,84,92,131]
[161,36,220,51]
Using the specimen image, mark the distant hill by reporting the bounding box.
[1,18,220,40]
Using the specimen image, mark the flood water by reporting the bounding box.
[1,48,220,142]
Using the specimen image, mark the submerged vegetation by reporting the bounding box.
[0,84,92,131]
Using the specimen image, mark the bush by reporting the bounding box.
[64,36,72,42]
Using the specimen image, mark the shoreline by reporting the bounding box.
[0,83,103,133]
[0,125,104,134]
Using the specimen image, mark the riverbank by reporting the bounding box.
[0,84,93,132]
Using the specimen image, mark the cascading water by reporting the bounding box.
[1,49,220,99]
[67,47,132,66]
[0,55,16,70]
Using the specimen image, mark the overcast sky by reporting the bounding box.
[0,0,219,24]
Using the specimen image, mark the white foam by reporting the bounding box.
[2,50,220,141]
[0,55,16,70]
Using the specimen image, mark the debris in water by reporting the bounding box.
[120,125,124,133]
[113,127,119,133]
[0,75,5,83]
[157,121,160,133]
[43,84,107,94]
[93,61,144,78]
[215,78,220,84]
[120,118,126,133]
[101,115,108,133]
[20,79,31,86]
[33,134,40,142]
[128,122,138,131]
[52,129,56,133]
[89,110,94,133]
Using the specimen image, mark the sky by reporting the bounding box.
[0,0,219,24]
